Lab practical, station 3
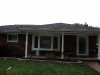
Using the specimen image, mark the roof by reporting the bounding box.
[0,23,100,31]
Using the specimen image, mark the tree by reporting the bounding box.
[73,23,83,26]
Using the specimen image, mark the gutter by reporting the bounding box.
[0,28,100,33]
[18,28,100,32]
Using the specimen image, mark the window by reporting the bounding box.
[40,36,51,49]
[33,35,59,51]
[34,36,38,48]
[7,34,18,42]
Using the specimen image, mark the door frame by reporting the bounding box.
[76,35,89,56]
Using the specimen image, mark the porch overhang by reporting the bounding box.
[18,28,100,34]
[18,28,100,59]
[0,28,100,34]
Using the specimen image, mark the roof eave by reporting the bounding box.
[0,28,100,33]
[0,30,20,33]
[18,28,100,32]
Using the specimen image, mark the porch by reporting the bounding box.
[26,34,98,59]
[22,29,100,59]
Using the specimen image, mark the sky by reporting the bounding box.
[0,0,100,27]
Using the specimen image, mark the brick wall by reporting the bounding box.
[89,36,97,57]
[0,34,97,57]
[0,34,32,57]
[63,35,76,56]
[0,34,7,45]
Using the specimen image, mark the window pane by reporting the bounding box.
[53,37,58,49]
[8,35,12,41]
[13,35,17,41]
[40,36,51,49]
[79,37,86,54]
[34,36,38,48]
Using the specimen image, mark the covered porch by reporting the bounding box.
[21,29,100,59]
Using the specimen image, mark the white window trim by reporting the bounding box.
[32,34,60,51]
[7,34,18,42]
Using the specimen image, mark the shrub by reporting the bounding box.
[0,44,9,57]
[45,53,57,60]
[8,45,24,58]
[0,44,24,58]
[10,46,18,56]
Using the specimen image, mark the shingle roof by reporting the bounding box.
[0,23,100,31]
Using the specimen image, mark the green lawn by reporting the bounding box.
[0,58,99,75]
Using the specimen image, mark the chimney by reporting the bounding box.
[84,22,88,27]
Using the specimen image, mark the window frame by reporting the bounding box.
[7,34,18,42]
[32,34,60,51]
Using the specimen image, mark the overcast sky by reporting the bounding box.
[0,0,100,27]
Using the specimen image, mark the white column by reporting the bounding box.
[61,33,64,59]
[25,32,28,58]
[98,34,100,59]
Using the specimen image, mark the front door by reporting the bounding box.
[77,36,88,56]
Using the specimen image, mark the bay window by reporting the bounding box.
[33,35,59,51]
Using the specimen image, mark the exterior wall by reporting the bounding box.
[63,35,77,56]
[0,34,32,57]
[89,36,97,57]
[0,34,60,57]
[0,34,8,57]
[30,35,77,57]
[0,34,97,57]
[0,34,7,45]
[27,34,32,56]
[30,35,97,57]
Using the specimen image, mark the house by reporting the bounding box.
[0,23,100,59]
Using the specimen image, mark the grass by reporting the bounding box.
[0,58,100,75]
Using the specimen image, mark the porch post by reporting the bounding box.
[25,32,28,58]
[98,34,100,59]
[61,33,64,59]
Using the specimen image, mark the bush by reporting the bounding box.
[8,45,24,58]
[0,44,24,58]
[0,44,8,57]
[8,45,18,57]
[45,53,57,60]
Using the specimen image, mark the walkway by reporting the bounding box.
[83,61,100,73]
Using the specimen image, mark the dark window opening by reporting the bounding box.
[34,36,38,48]
[53,37,58,49]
